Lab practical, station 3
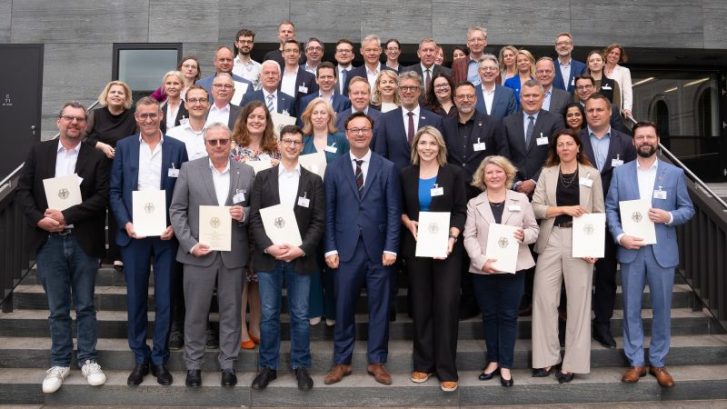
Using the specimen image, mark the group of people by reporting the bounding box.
[18,19,694,397]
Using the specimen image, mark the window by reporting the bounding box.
[113,43,182,101]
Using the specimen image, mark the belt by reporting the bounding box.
[50,229,73,236]
[554,221,573,228]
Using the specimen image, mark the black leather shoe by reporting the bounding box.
[500,372,514,387]
[295,367,313,391]
[221,368,237,387]
[127,362,149,386]
[531,366,555,377]
[185,369,201,388]
[206,325,219,350]
[556,369,575,384]
[169,331,184,350]
[151,364,173,386]
[593,322,617,349]
[478,367,499,381]
[251,368,277,390]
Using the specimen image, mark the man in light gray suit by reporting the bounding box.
[536,57,570,115]
[169,122,255,388]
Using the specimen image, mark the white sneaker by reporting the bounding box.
[42,366,70,393]
[81,360,107,386]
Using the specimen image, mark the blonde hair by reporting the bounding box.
[371,70,400,106]
[162,70,184,87]
[498,45,519,72]
[471,155,517,191]
[516,49,536,77]
[410,126,447,167]
[300,97,337,135]
[97,80,133,109]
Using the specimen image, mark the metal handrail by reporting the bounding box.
[626,116,727,211]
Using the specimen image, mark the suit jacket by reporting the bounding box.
[532,163,604,254]
[462,189,539,273]
[324,152,402,262]
[196,73,253,100]
[498,109,565,183]
[605,159,694,268]
[279,67,318,102]
[442,111,505,185]
[553,58,586,94]
[205,103,242,131]
[403,63,452,78]
[399,164,467,258]
[342,64,395,96]
[169,158,255,269]
[579,128,636,196]
[547,87,571,115]
[373,106,444,170]
[160,102,189,133]
[249,165,325,274]
[475,84,517,120]
[335,107,382,131]
[17,140,109,256]
[109,133,189,247]
[241,90,296,117]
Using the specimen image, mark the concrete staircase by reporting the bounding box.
[1,267,726,407]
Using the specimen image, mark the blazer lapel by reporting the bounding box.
[650,160,667,207]
[360,154,380,200]
[475,193,496,224]
[225,161,240,205]
[501,191,519,225]
[578,164,593,210]
[546,167,558,206]
[342,155,360,199]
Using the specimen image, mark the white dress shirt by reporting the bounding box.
[165,102,180,129]
[481,84,495,115]
[206,104,231,128]
[167,122,207,161]
[637,158,658,203]
[559,57,572,87]
[281,66,298,97]
[55,140,81,177]
[232,56,262,89]
[210,159,231,206]
[365,63,382,91]
[137,134,164,191]
[349,149,372,186]
[278,163,301,210]
[263,90,278,113]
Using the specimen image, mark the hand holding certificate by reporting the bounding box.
[199,205,232,251]
[572,213,606,258]
[298,151,327,180]
[259,204,302,246]
[415,212,450,258]
[484,224,519,274]
[43,174,82,211]
[132,190,167,237]
[619,199,656,245]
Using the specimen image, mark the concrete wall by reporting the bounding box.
[1,0,726,138]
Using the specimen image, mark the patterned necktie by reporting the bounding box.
[266,93,275,113]
[526,115,535,145]
[354,159,364,194]
[407,112,415,145]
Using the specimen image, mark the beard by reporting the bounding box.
[637,144,657,158]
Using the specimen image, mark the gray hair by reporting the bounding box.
[203,122,231,139]
[398,70,422,87]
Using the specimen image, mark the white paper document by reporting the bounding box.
[246,159,273,174]
[484,224,519,274]
[572,213,606,258]
[132,190,167,237]
[231,81,248,106]
[43,174,82,211]
[199,205,231,251]
[270,111,297,138]
[259,204,302,246]
[299,151,327,179]
[415,211,450,258]
[619,199,657,245]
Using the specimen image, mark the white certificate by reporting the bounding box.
[415,211,450,258]
[199,205,231,251]
[299,151,327,180]
[246,159,273,174]
[231,81,249,106]
[43,174,82,211]
[619,199,657,245]
[259,204,302,246]
[572,213,606,258]
[270,111,297,138]
[132,190,167,237]
[484,224,519,274]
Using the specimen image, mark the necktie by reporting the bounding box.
[340,69,348,94]
[424,68,431,94]
[407,112,415,145]
[354,159,364,194]
[525,115,535,146]
[266,94,275,113]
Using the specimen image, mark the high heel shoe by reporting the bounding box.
[478,366,499,381]
[500,370,514,387]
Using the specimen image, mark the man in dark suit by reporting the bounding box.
[206,73,241,131]
[109,97,189,386]
[279,40,317,106]
[298,62,351,119]
[262,20,305,69]
[403,38,452,95]
[335,76,382,131]
[343,34,395,97]
[575,75,629,134]
[169,123,255,388]
[196,46,253,105]
[17,102,109,393]
[553,32,586,94]
[334,39,356,96]
[474,54,517,120]
[241,60,296,117]
[580,94,636,348]
[323,112,402,386]
[248,125,325,392]
[536,57,570,115]
[374,71,444,170]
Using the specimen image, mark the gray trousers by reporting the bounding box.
[183,253,243,370]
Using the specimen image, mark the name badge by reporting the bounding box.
[653,188,667,200]
[179,118,189,126]
[570,77,575,86]
[508,205,521,212]
[473,138,486,152]
[430,186,444,197]
[298,196,310,208]
[536,133,549,146]
[258,153,271,162]
[233,190,246,204]
[611,158,624,167]
[324,145,338,154]
[601,83,612,90]
[579,177,593,188]
[298,85,308,94]
[168,168,179,178]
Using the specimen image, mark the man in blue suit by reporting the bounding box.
[335,76,381,131]
[553,32,586,94]
[605,121,694,388]
[241,60,296,117]
[374,71,443,170]
[322,112,402,386]
[474,54,517,120]
[110,97,189,387]
[297,62,351,120]
[196,46,253,105]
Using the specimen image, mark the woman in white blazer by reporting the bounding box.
[604,43,633,119]
[463,155,539,387]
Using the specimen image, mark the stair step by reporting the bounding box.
[2,335,726,372]
[1,365,726,406]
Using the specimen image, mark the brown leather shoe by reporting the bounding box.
[649,366,675,388]
[323,364,352,385]
[621,366,647,383]
[367,363,392,385]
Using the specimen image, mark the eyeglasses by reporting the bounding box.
[281,138,302,146]
[575,85,594,90]
[186,98,208,104]
[306,46,323,52]
[60,115,86,122]
[213,84,234,89]
[399,86,420,92]
[433,84,450,89]
[206,138,230,146]
[137,113,159,120]
[455,94,476,100]
[347,127,372,135]
[479,66,498,72]
[336,48,353,53]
